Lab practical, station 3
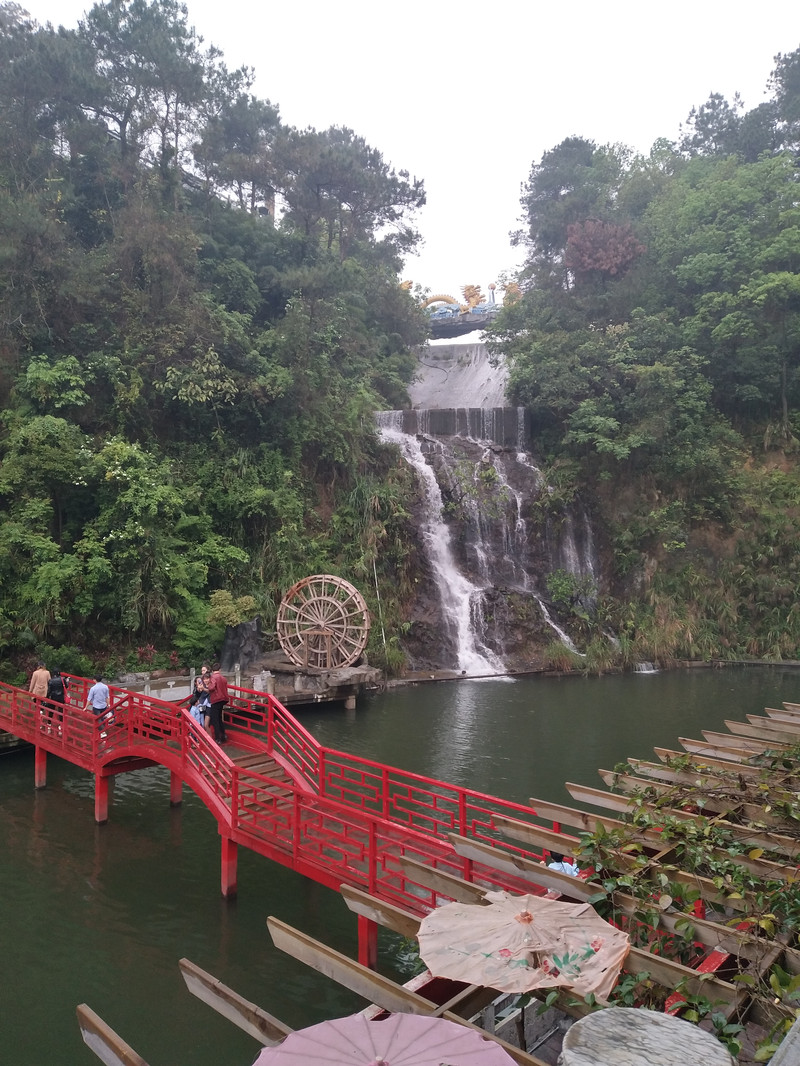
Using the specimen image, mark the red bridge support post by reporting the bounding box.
[34,745,47,789]
[357,915,378,969]
[170,772,182,807]
[221,836,238,898]
[95,775,109,824]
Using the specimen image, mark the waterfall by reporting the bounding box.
[376,413,505,676]
[377,340,601,672]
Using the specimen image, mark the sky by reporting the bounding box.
[22,0,800,300]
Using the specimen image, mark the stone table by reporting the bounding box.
[558,1007,734,1066]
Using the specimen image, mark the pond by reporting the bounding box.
[1,666,796,1065]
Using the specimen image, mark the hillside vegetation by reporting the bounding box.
[0,0,430,677]
[489,50,800,669]
[1,1,799,676]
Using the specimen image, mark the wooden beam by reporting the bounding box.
[627,758,739,789]
[447,834,598,900]
[491,814,581,856]
[701,730,782,753]
[563,782,697,822]
[340,885,421,939]
[726,719,800,743]
[747,714,800,735]
[268,916,438,1015]
[596,770,737,818]
[396,855,488,905]
[623,946,738,1009]
[266,918,548,1066]
[678,738,759,763]
[524,797,632,837]
[178,958,292,1046]
[610,893,774,965]
[653,747,762,775]
[76,1005,151,1066]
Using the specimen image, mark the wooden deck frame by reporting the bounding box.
[266,916,549,1066]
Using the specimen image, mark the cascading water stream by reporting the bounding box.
[377,339,601,671]
[376,413,505,676]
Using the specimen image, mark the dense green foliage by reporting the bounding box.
[3,1,800,675]
[491,46,800,664]
[0,0,426,673]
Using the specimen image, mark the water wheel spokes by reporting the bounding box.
[276,575,371,669]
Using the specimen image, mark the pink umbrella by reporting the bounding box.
[417,892,630,1000]
[251,1011,517,1065]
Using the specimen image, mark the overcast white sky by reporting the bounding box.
[23,0,800,298]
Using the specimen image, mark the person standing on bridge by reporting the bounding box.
[29,660,51,700]
[84,674,111,730]
[206,663,229,745]
[46,669,68,732]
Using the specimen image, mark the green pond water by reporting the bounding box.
[1,666,797,1065]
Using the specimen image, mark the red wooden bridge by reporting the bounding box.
[0,675,550,958]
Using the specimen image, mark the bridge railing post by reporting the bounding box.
[267,696,274,752]
[230,770,239,830]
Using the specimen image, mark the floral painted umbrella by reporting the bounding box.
[417,891,630,1001]
[251,1011,517,1065]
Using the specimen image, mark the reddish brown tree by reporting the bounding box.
[564,219,645,286]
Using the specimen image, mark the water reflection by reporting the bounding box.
[2,667,799,1064]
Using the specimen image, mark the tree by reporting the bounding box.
[564,219,645,288]
[277,125,425,264]
[194,92,280,214]
[515,137,628,290]
[679,92,744,157]
[76,0,232,178]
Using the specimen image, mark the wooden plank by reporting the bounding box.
[266,918,548,1066]
[564,782,697,822]
[76,1005,151,1066]
[267,916,439,1016]
[178,958,292,1045]
[624,946,738,1008]
[701,730,776,752]
[568,780,800,865]
[339,885,421,939]
[626,758,740,789]
[596,769,737,818]
[491,814,582,856]
[710,817,800,861]
[726,719,800,743]
[747,714,800,734]
[447,834,598,900]
[678,738,760,762]
[396,855,488,905]
[524,797,632,837]
[610,893,774,965]
[653,747,762,775]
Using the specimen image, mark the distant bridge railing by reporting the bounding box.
[226,679,544,856]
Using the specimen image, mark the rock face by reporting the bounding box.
[220,618,263,674]
[379,340,601,675]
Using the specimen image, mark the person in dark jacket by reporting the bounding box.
[46,669,68,730]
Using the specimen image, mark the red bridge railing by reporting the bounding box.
[0,676,550,911]
[225,679,543,854]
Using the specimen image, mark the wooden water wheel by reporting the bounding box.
[276,575,370,669]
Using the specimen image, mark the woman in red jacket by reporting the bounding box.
[206,663,229,744]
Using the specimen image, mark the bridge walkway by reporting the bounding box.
[0,675,551,941]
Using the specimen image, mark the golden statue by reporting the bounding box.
[461,284,485,309]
